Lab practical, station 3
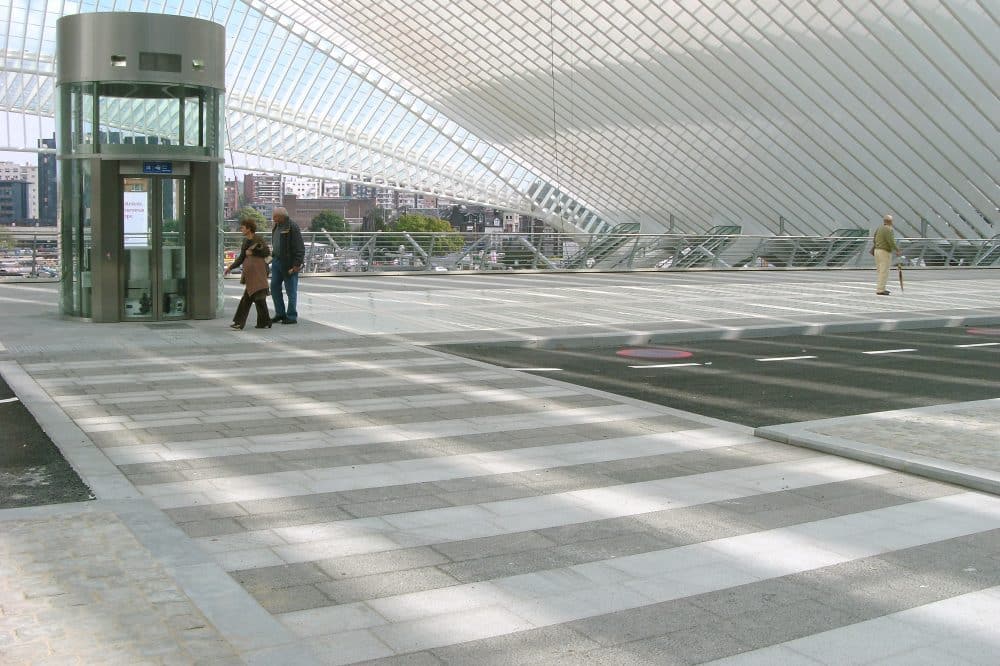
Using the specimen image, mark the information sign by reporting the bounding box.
[142,161,173,174]
[123,191,150,248]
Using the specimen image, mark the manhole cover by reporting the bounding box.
[966,327,1000,336]
[616,347,693,360]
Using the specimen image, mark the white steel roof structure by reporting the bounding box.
[2,0,997,237]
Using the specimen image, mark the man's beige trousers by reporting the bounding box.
[875,248,892,292]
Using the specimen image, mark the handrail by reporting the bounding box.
[3,230,998,280]
[218,231,998,274]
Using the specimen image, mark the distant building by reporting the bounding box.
[0,180,30,223]
[374,188,396,210]
[244,173,282,217]
[223,180,239,219]
[391,192,438,211]
[416,194,438,209]
[282,194,376,230]
[322,180,345,198]
[503,211,519,232]
[284,176,322,199]
[350,183,379,199]
[0,162,38,220]
[396,192,417,210]
[37,137,57,226]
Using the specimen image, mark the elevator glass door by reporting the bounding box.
[122,176,189,320]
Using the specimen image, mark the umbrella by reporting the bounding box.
[897,262,904,293]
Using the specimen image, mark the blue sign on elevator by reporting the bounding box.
[143,161,173,174]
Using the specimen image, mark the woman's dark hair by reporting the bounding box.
[240,218,257,234]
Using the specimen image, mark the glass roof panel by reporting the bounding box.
[1,0,997,236]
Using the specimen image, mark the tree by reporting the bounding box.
[393,213,453,234]
[361,206,389,232]
[385,213,463,254]
[236,206,267,230]
[310,210,347,232]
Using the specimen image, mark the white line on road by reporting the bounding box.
[510,368,562,372]
[0,396,19,404]
[629,363,702,369]
[955,342,1000,348]
[862,348,918,355]
[755,355,818,362]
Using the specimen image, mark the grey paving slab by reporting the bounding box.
[255,583,333,614]
[317,566,459,604]
[3,271,1000,665]
[429,624,601,665]
[757,398,1000,495]
[710,586,1000,666]
[566,598,720,646]
[0,502,313,665]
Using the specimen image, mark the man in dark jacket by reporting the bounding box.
[269,207,305,324]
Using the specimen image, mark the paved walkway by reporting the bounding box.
[1,269,998,665]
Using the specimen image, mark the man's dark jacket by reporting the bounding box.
[271,219,305,269]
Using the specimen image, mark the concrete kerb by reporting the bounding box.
[423,312,1000,351]
[0,360,323,665]
[0,360,131,500]
[416,315,1000,498]
[755,401,1000,497]
[416,343,754,435]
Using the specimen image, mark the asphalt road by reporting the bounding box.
[434,326,1000,427]
[3,325,997,507]
[0,374,93,508]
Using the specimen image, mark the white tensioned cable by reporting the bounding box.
[820,5,985,236]
[802,0,990,237]
[253,2,533,206]
[658,4,879,231]
[223,102,517,208]
[517,3,831,233]
[549,4,834,233]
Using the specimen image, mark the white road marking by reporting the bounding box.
[955,342,1000,348]
[745,303,834,315]
[755,355,818,362]
[510,367,562,372]
[629,363,702,369]
[862,348,917,355]
[0,396,19,404]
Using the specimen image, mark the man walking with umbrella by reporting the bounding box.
[874,214,901,295]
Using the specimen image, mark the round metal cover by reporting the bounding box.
[966,328,1000,336]
[616,347,693,360]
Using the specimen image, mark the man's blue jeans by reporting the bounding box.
[270,258,299,321]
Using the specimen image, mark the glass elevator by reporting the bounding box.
[56,12,225,321]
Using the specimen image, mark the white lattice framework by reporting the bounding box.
[2,0,997,237]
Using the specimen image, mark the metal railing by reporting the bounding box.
[0,230,59,278]
[223,231,1000,274]
[3,229,998,281]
